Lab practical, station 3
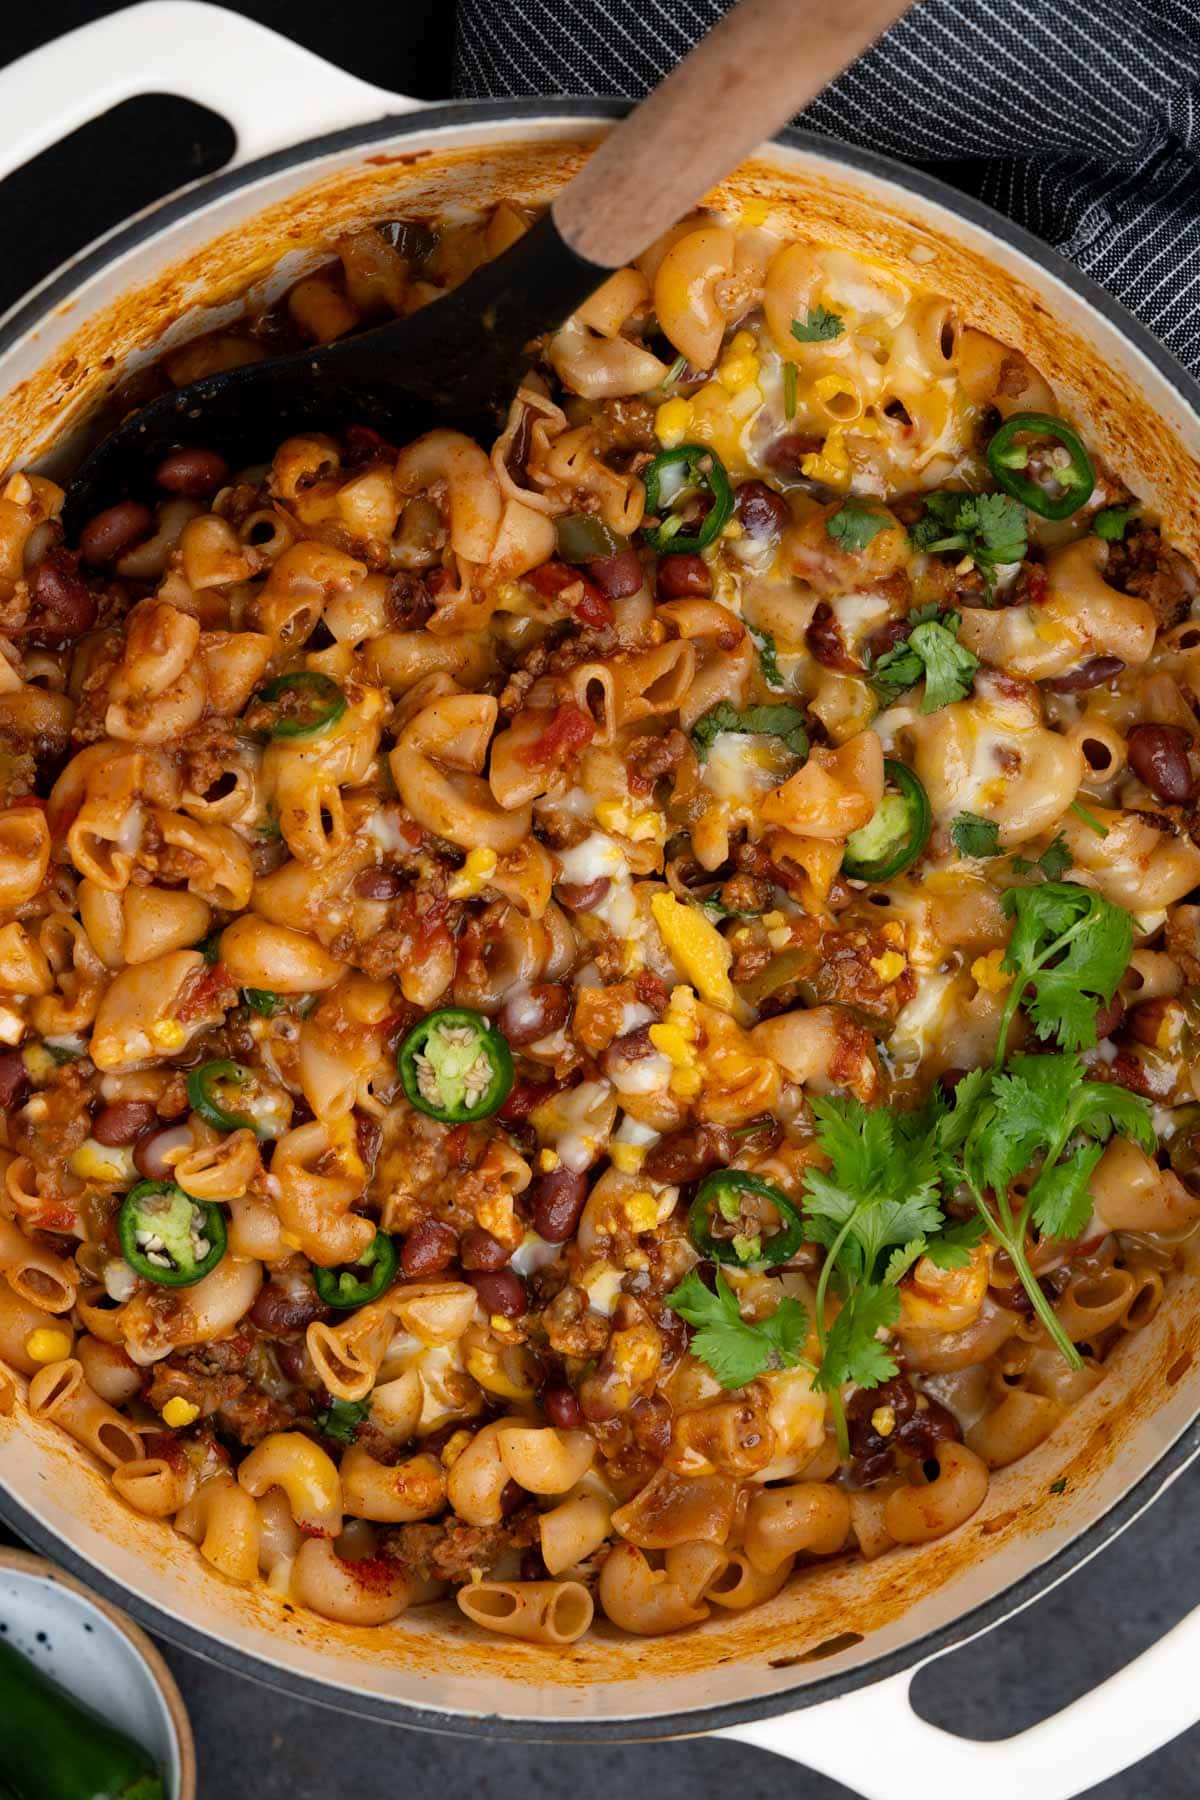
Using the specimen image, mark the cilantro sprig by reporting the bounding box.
[826,501,891,553]
[909,490,1027,594]
[1092,504,1137,542]
[791,305,844,344]
[870,607,980,712]
[996,881,1132,1061]
[748,625,785,691]
[690,701,808,762]
[665,1268,809,1389]
[1011,833,1072,881]
[951,812,1001,859]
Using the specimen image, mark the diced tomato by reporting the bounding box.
[519,700,596,769]
[526,560,614,628]
[177,962,237,1022]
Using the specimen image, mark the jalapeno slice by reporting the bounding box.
[555,513,629,563]
[398,1007,514,1122]
[255,672,347,739]
[118,1181,226,1287]
[843,760,931,882]
[186,1059,292,1139]
[986,412,1095,521]
[642,444,734,554]
[313,1231,398,1310]
[688,1170,804,1267]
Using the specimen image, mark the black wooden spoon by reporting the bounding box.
[62,0,912,533]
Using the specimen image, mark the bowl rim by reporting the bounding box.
[0,1544,197,1796]
[3,95,1200,1740]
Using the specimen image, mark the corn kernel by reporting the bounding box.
[595,798,664,843]
[448,846,498,900]
[871,1404,897,1437]
[161,1396,200,1429]
[70,1140,134,1183]
[151,1019,186,1051]
[971,948,1012,994]
[655,397,693,448]
[870,950,907,984]
[761,911,786,930]
[24,1328,71,1364]
[609,1141,646,1175]
[624,1190,659,1233]
[801,431,851,487]
[538,1148,560,1173]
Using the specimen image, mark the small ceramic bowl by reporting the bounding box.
[0,1546,195,1799]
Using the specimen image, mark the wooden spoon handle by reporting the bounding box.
[553,0,914,270]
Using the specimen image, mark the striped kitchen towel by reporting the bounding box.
[453,0,1200,376]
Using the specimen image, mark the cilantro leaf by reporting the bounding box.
[826,501,890,553]
[870,609,978,712]
[883,1238,929,1286]
[690,701,808,761]
[909,489,1028,593]
[1000,881,1132,1054]
[951,812,1001,858]
[666,1269,808,1389]
[814,1283,900,1393]
[748,625,785,691]
[923,1214,988,1270]
[1027,1142,1106,1242]
[802,1093,944,1282]
[1092,504,1137,542]
[791,305,844,344]
[314,1397,371,1445]
[1012,834,1072,881]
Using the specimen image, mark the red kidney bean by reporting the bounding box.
[656,553,711,599]
[354,865,406,900]
[642,1123,732,1185]
[1094,996,1126,1041]
[1045,655,1126,693]
[806,602,859,672]
[587,548,644,598]
[1126,723,1198,804]
[542,1384,584,1428]
[896,1395,961,1460]
[250,1280,327,1333]
[556,877,610,912]
[386,572,435,630]
[466,1268,527,1318]
[497,983,570,1047]
[24,550,97,641]
[499,1478,527,1517]
[735,479,790,539]
[459,1227,510,1271]
[765,432,822,480]
[0,1051,30,1111]
[528,1167,588,1243]
[78,501,153,567]
[400,1218,458,1278]
[92,1100,158,1146]
[601,1026,655,1086]
[132,1121,192,1181]
[154,448,229,496]
[520,1547,546,1581]
[1127,997,1176,1049]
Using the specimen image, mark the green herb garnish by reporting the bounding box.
[909,490,1028,593]
[749,624,786,691]
[870,608,979,711]
[1070,799,1109,837]
[1092,504,1137,542]
[996,881,1132,1059]
[690,701,808,762]
[665,1268,809,1389]
[314,1396,371,1445]
[1011,834,1072,881]
[791,305,844,344]
[826,500,891,553]
[951,812,1001,859]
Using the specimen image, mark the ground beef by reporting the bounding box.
[541,1283,612,1358]
[1106,525,1197,629]
[145,1336,310,1446]
[383,1508,540,1583]
[625,727,688,796]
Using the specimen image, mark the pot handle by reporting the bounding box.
[719,1601,1200,1800]
[0,0,410,187]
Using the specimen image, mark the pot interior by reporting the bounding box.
[3,112,1200,1730]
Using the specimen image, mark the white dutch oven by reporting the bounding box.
[2,7,1200,1795]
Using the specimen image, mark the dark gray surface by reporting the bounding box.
[4,5,1200,1796]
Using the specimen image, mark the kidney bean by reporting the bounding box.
[765,432,822,480]
[92,1100,158,1146]
[499,1478,527,1517]
[132,1121,193,1182]
[459,1227,510,1271]
[24,550,97,640]
[400,1218,458,1278]
[1127,997,1176,1049]
[642,1123,731,1184]
[542,1383,584,1428]
[466,1268,527,1319]
[0,1051,30,1111]
[847,1375,918,1486]
[386,571,434,630]
[354,865,406,900]
[806,602,859,672]
[656,553,711,599]
[520,1547,547,1581]
[498,983,570,1047]
[528,1167,589,1243]
[1045,655,1126,693]
[896,1395,961,1460]
[1126,722,1198,804]
[154,448,229,496]
[735,479,789,540]
[250,1280,327,1333]
[556,877,610,912]
[587,548,644,598]
[1094,995,1126,1041]
[78,500,153,567]
[601,1025,654,1084]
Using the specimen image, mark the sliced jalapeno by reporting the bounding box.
[313,1231,398,1310]
[398,1007,514,1122]
[843,760,931,883]
[186,1059,292,1139]
[254,671,347,739]
[555,513,628,563]
[118,1181,226,1287]
[986,412,1094,520]
[642,444,734,554]
[688,1170,804,1267]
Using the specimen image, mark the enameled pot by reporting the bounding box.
[2,7,1200,1794]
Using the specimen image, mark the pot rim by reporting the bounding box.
[3,93,1200,1738]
